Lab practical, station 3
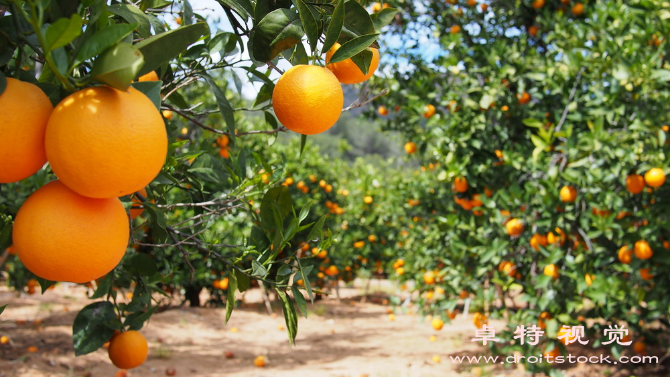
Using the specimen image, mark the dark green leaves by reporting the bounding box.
[260,186,292,233]
[370,8,398,32]
[322,0,344,53]
[342,1,375,41]
[91,42,144,91]
[124,253,158,276]
[295,0,317,52]
[72,301,116,356]
[90,273,113,299]
[135,23,208,77]
[217,0,253,20]
[202,74,237,138]
[73,23,137,66]
[225,270,238,324]
[291,286,307,318]
[276,289,298,345]
[108,4,152,38]
[45,14,82,52]
[328,33,379,64]
[252,9,304,62]
[131,81,162,110]
[0,304,6,315]
[0,72,6,96]
[143,202,168,243]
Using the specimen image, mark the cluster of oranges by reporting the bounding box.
[1,75,167,370]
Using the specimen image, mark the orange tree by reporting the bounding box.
[0,0,398,368]
[373,0,670,374]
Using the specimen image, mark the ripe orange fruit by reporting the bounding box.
[505,218,524,236]
[467,0,477,6]
[453,177,468,192]
[498,261,517,277]
[431,318,444,330]
[162,110,173,120]
[530,233,547,251]
[423,271,436,285]
[405,142,417,154]
[559,185,577,202]
[396,267,404,275]
[459,290,469,299]
[46,86,167,198]
[585,274,595,286]
[544,346,560,358]
[618,245,632,264]
[371,2,382,12]
[626,174,645,194]
[0,335,9,344]
[473,312,487,328]
[326,43,380,84]
[532,0,544,8]
[219,147,230,159]
[13,180,128,283]
[108,330,148,369]
[518,92,531,104]
[640,268,653,281]
[450,25,461,34]
[423,104,436,118]
[528,25,539,37]
[544,264,559,280]
[272,65,343,135]
[547,228,566,246]
[353,240,365,248]
[632,340,646,355]
[634,240,653,260]
[253,355,266,367]
[644,168,665,188]
[27,346,38,353]
[571,3,584,16]
[325,265,339,276]
[378,106,389,116]
[138,71,159,81]
[165,367,177,376]
[480,3,488,11]
[217,135,230,147]
[0,78,53,183]
[364,196,374,204]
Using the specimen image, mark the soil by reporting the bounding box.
[0,281,660,377]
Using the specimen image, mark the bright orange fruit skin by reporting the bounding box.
[0,78,53,183]
[326,43,380,84]
[272,65,344,135]
[108,331,149,369]
[45,86,167,198]
[13,180,129,283]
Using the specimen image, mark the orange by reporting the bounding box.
[0,78,53,183]
[505,218,524,236]
[423,271,436,284]
[530,233,548,251]
[559,185,577,202]
[272,65,343,135]
[467,0,477,6]
[46,86,167,198]
[162,110,173,120]
[378,106,389,116]
[405,142,417,154]
[547,228,566,246]
[454,177,468,192]
[644,168,665,188]
[27,346,38,352]
[431,317,444,330]
[585,274,595,286]
[498,261,516,277]
[634,240,653,260]
[396,267,404,275]
[254,355,266,367]
[532,0,544,8]
[371,2,381,12]
[326,43,380,84]
[480,3,488,11]
[518,92,531,104]
[626,174,645,194]
[632,341,646,355]
[0,335,9,344]
[640,268,653,281]
[528,25,539,37]
[364,196,374,204]
[450,25,461,34]
[13,180,128,283]
[558,326,575,345]
[544,264,559,280]
[130,188,151,219]
[544,346,560,359]
[219,147,230,159]
[138,71,159,81]
[423,104,436,118]
[618,245,632,264]
[571,3,584,16]
[108,330,148,369]
[217,135,230,147]
[368,235,377,242]
[353,241,365,248]
[473,312,487,328]
[6,245,15,255]
[325,265,339,276]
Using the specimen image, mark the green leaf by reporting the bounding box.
[45,14,82,52]
[370,7,398,32]
[275,289,298,345]
[252,9,304,62]
[0,72,6,95]
[35,276,56,294]
[91,42,144,91]
[341,1,375,40]
[0,304,6,315]
[297,261,314,302]
[260,186,292,233]
[108,3,152,38]
[291,285,307,318]
[299,134,308,157]
[350,49,373,75]
[322,0,344,53]
[72,301,116,356]
[295,0,318,52]
[183,0,194,25]
[130,81,162,110]
[124,253,158,276]
[251,260,268,277]
[143,202,168,243]
[278,264,293,275]
[135,23,208,77]
[90,273,113,299]
[327,33,379,65]
[202,74,237,141]
[73,23,137,66]
[225,269,238,323]
[306,215,326,242]
[651,69,670,82]
[124,305,157,331]
[217,0,253,20]
[235,269,250,292]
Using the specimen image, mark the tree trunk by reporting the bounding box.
[185,285,202,307]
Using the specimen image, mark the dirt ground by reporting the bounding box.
[0,280,655,377]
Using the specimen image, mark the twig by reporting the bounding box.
[554,67,586,133]
[164,104,288,136]
[343,88,389,111]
